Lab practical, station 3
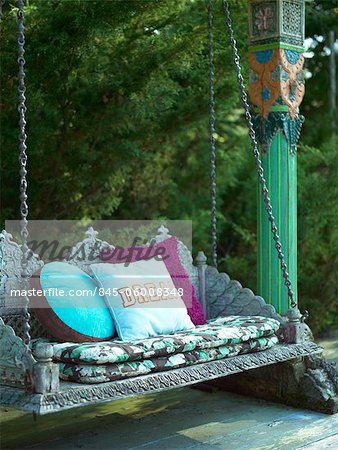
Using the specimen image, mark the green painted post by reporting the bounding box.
[248,0,305,314]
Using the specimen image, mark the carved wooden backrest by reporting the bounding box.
[63,227,114,274]
[63,225,201,308]
[0,225,282,340]
[0,226,202,338]
[62,225,198,285]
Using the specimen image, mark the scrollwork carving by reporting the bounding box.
[0,317,36,388]
[205,266,283,323]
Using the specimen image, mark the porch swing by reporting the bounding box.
[0,0,324,415]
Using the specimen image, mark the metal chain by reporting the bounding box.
[221,0,296,308]
[17,0,31,344]
[208,0,217,268]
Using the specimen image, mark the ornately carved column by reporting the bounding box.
[248,0,305,314]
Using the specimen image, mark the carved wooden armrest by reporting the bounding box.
[205,266,283,323]
[0,317,36,389]
[0,318,59,394]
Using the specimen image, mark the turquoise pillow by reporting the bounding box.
[32,261,115,342]
[91,259,195,341]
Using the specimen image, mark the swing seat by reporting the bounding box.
[35,315,280,384]
[0,226,321,415]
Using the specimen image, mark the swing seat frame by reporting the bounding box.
[0,226,322,415]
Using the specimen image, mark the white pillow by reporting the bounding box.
[91,258,195,341]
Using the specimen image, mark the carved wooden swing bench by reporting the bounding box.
[0,0,335,416]
[0,226,321,415]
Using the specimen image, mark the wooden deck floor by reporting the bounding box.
[1,339,337,450]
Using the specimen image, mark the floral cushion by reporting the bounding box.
[59,335,279,383]
[37,315,280,365]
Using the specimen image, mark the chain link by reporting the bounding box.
[221,0,296,308]
[17,0,31,344]
[208,0,217,268]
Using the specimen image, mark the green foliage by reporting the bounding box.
[312,0,338,11]
[0,0,336,335]
[1,0,247,223]
[298,139,338,335]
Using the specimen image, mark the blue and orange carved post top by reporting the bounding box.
[248,0,305,314]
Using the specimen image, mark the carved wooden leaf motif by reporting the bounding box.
[280,49,305,118]
[249,49,305,118]
[249,49,281,117]
[205,266,283,323]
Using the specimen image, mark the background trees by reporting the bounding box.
[1,0,337,334]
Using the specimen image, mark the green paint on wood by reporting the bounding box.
[249,0,304,314]
[277,133,281,313]
[249,42,305,52]
[257,132,298,313]
[255,105,289,113]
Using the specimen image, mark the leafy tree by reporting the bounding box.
[298,138,338,334]
[1,0,247,222]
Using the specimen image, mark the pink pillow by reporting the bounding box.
[100,236,206,325]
